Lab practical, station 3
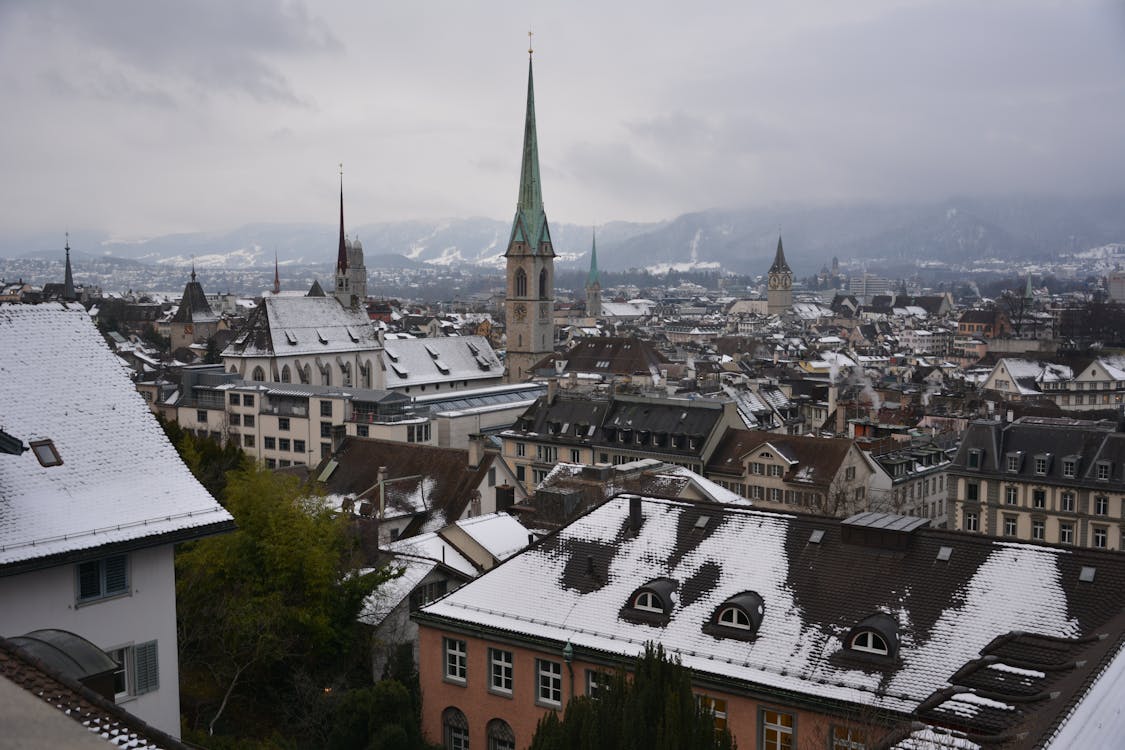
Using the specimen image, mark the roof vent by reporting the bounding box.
[841,512,929,551]
[694,515,710,530]
[936,546,953,562]
[1079,566,1096,583]
[809,529,825,544]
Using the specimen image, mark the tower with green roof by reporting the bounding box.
[585,229,602,318]
[504,42,556,382]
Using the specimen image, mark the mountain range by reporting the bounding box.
[4,194,1122,277]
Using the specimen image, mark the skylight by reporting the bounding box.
[936,546,953,561]
[1079,566,1096,583]
[29,439,62,467]
[809,529,825,544]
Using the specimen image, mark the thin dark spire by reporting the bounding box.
[273,251,281,295]
[337,163,348,273]
[63,232,75,301]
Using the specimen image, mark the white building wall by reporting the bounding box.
[0,545,181,738]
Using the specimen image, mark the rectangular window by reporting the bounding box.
[443,638,467,684]
[768,464,783,477]
[768,487,782,502]
[1063,460,1076,478]
[265,458,276,469]
[832,726,868,750]
[243,414,255,428]
[1097,462,1111,481]
[516,465,525,482]
[968,450,981,469]
[570,448,581,463]
[964,512,980,532]
[537,445,558,463]
[1061,492,1075,513]
[321,421,332,439]
[230,413,241,426]
[278,459,291,468]
[1003,516,1017,537]
[243,395,254,407]
[229,394,241,406]
[845,466,856,480]
[966,482,979,502]
[278,438,290,452]
[516,442,526,458]
[197,409,208,423]
[278,417,290,431]
[357,425,369,438]
[294,439,305,454]
[751,462,764,475]
[1005,486,1018,505]
[1093,526,1108,549]
[109,641,159,700]
[264,437,276,450]
[1032,519,1045,540]
[761,709,794,750]
[586,670,609,699]
[489,648,513,694]
[1059,523,1074,545]
[1006,454,1020,472]
[1033,489,1046,509]
[1095,496,1109,516]
[696,694,728,732]
[320,401,333,417]
[243,434,254,448]
[536,659,562,706]
[77,555,129,603]
[408,580,448,610]
[1035,457,1048,475]
[532,468,549,484]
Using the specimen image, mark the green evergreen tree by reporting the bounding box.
[529,644,735,750]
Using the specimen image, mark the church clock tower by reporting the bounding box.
[504,41,555,383]
[766,235,793,315]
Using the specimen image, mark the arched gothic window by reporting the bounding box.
[539,268,548,298]
[487,718,515,750]
[281,365,291,383]
[443,707,469,750]
[251,366,265,382]
[514,268,527,297]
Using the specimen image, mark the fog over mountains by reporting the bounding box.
[5,194,1123,277]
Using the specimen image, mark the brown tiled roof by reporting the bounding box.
[706,428,853,487]
[534,336,670,376]
[0,637,187,749]
[319,438,491,526]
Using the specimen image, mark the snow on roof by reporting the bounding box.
[381,336,502,387]
[358,556,438,626]
[422,496,1101,718]
[0,304,232,567]
[382,529,477,577]
[451,513,532,561]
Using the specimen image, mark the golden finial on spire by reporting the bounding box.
[528,29,533,55]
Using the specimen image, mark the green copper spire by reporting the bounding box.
[586,229,600,287]
[506,50,553,256]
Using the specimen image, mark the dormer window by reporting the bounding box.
[844,612,900,661]
[1005,452,1022,473]
[1062,458,1077,479]
[1096,461,1111,481]
[703,591,765,641]
[620,578,677,625]
[1034,454,1051,475]
[967,449,983,469]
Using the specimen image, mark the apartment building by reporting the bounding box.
[947,416,1125,550]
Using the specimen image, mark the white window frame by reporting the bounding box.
[633,591,663,613]
[718,606,752,630]
[536,658,562,706]
[1059,523,1074,545]
[489,648,513,695]
[761,709,795,750]
[850,631,889,655]
[108,641,159,700]
[444,638,467,684]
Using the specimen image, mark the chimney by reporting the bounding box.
[377,465,388,519]
[547,377,558,404]
[628,496,643,536]
[467,433,484,469]
[827,384,838,430]
[836,398,847,435]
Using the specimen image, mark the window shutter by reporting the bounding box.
[133,641,159,695]
[78,562,101,600]
[104,555,128,594]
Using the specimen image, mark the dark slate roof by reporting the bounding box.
[952,417,1125,485]
[533,336,670,377]
[959,309,1006,325]
[170,278,215,324]
[317,437,492,527]
[706,429,854,488]
[0,636,187,749]
[419,495,1125,748]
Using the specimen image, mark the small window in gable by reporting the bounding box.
[620,578,677,624]
[704,591,765,641]
[844,612,899,660]
[967,448,983,469]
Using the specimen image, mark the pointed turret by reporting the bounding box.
[63,233,75,302]
[586,229,600,288]
[505,51,553,258]
[769,235,791,274]
[336,167,348,274]
[273,252,281,295]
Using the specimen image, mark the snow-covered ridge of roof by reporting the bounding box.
[0,304,232,567]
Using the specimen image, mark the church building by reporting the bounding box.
[333,168,367,309]
[504,46,555,383]
[585,229,602,319]
[766,235,793,316]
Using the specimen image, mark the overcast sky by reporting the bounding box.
[2,0,1123,239]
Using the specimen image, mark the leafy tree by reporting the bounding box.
[203,336,223,364]
[176,466,396,742]
[529,643,735,750]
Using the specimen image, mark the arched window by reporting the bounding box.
[634,591,663,612]
[229,366,238,374]
[322,368,331,386]
[281,365,291,383]
[850,631,889,655]
[514,268,527,297]
[718,606,752,630]
[443,707,469,750]
[539,268,548,298]
[487,718,515,750]
[251,366,265,382]
[300,365,310,385]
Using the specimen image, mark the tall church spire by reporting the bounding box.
[586,229,600,287]
[506,42,553,258]
[273,252,281,295]
[336,163,348,273]
[769,235,791,274]
[63,232,75,302]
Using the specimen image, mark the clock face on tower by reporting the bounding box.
[782,272,792,288]
[513,303,527,322]
[768,275,779,290]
